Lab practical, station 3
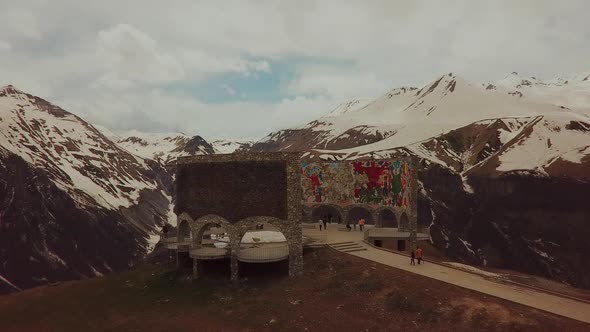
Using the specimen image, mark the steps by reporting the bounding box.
[329,241,367,253]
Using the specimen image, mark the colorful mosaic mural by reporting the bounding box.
[301,159,414,209]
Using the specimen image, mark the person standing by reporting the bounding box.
[318,219,323,231]
[410,250,416,265]
[359,218,366,231]
[416,246,423,265]
[322,216,328,230]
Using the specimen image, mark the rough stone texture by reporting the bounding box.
[175,153,302,280]
[176,160,288,222]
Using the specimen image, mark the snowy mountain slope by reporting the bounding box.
[116,132,214,164]
[211,138,255,154]
[487,71,590,116]
[0,85,172,290]
[251,73,590,176]
[0,85,160,210]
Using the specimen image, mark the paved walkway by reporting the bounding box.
[321,224,590,324]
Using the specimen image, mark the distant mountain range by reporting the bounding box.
[1,70,589,292]
[249,71,590,288]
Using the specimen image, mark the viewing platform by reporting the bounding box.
[237,243,289,263]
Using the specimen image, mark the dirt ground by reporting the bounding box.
[0,247,588,332]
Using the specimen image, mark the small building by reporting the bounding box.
[173,152,303,281]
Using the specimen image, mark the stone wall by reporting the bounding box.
[175,153,302,280]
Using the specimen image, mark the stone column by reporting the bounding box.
[192,259,199,279]
[229,229,241,282]
[287,224,304,277]
[372,211,380,228]
[230,255,239,282]
[409,230,417,252]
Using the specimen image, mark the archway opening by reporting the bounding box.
[379,209,398,228]
[400,213,410,231]
[191,223,231,278]
[237,222,289,278]
[311,205,343,224]
[177,220,191,242]
[346,206,374,225]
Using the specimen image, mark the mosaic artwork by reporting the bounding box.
[301,159,413,209]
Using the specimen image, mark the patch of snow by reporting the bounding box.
[0,273,21,291]
[530,246,554,262]
[46,249,67,267]
[461,175,474,194]
[146,232,161,253]
[89,266,104,277]
[458,238,475,256]
[445,262,502,278]
[497,114,590,172]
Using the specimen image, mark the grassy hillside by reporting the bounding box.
[0,247,587,332]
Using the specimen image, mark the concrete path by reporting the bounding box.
[322,224,590,324]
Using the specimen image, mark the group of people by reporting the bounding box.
[318,214,368,231]
[410,246,423,265]
[345,218,366,231]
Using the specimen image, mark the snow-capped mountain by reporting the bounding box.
[211,138,255,154]
[116,132,214,165]
[109,129,254,159]
[486,71,590,116]
[252,73,590,178]
[249,72,590,288]
[0,85,172,290]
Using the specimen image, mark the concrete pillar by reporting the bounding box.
[192,259,199,279]
[409,230,417,251]
[288,243,304,277]
[372,211,380,227]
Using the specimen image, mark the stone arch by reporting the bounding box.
[177,212,193,242]
[310,204,345,224]
[191,214,233,248]
[232,216,298,278]
[378,207,398,228]
[399,212,410,231]
[345,205,375,225]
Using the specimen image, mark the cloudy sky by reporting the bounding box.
[1,0,589,140]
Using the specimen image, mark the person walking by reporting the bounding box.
[346,222,352,231]
[359,218,366,231]
[410,250,416,265]
[416,246,423,265]
[322,217,328,231]
[353,221,357,231]
[318,219,323,231]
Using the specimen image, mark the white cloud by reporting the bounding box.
[1,8,42,40]
[287,64,392,100]
[56,90,334,140]
[0,41,11,53]
[0,0,589,139]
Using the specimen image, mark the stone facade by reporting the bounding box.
[175,153,302,280]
